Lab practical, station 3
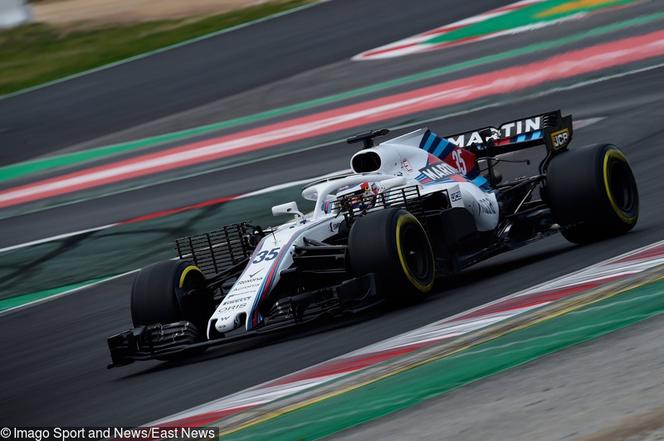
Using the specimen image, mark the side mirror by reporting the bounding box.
[272,201,303,218]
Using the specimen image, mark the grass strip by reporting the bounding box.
[0,277,107,312]
[0,0,311,95]
[221,279,664,441]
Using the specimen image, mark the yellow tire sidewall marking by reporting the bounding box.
[603,149,636,224]
[179,265,203,289]
[395,214,434,293]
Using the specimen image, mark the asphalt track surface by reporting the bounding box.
[1,1,664,430]
[0,0,512,166]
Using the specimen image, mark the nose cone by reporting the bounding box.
[215,319,232,333]
[211,312,246,335]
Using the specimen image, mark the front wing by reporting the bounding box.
[107,274,378,368]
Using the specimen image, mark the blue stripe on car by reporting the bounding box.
[422,133,436,152]
[433,140,454,158]
[472,175,489,188]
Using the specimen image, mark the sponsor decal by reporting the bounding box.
[221,303,246,311]
[222,296,253,306]
[550,128,570,150]
[448,117,542,148]
[233,277,262,288]
[248,269,263,278]
[450,190,462,202]
[401,158,414,172]
[448,130,493,148]
[419,162,459,181]
[476,197,497,215]
[218,274,264,313]
[502,117,542,137]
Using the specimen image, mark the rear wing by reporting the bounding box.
[443,110,573,157]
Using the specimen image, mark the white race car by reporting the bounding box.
[108,110,639,367]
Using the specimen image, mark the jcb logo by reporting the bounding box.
[550,129,569,150]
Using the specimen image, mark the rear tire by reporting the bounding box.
[131,260,212,332]
[348,208,435,302]
[546,144,638,244]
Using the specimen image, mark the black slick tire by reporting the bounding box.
[131,260,210,331]
[348,208,435,301]
[546,144,638,244]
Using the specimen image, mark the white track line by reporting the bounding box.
[0,224,117,254]
[0,270,138,317]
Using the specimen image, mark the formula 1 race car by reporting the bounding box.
[107,110,639,367]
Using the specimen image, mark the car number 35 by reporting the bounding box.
[252,247,279,264]
[451,149,467,175]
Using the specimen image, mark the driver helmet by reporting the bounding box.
[336,181,381,211]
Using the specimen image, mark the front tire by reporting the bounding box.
[348,208,435,302]
[131,260,212,332]
[546,144,638,244]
